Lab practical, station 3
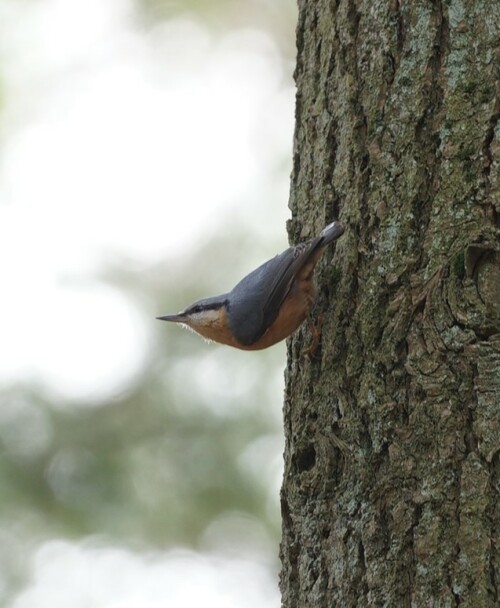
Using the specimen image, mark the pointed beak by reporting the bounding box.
[156,313,185,323]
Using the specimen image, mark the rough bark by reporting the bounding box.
[280,1,499,606]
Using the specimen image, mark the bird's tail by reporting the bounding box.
[318,221,345,246]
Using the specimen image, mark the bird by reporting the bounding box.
[157,221,345,350]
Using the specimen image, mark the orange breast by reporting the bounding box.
[190,259,321,350]
[240,277,315,350]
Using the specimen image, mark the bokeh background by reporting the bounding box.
[0,0,297,606]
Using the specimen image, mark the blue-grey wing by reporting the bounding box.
[226,222,344,345]
[227,239,318,345]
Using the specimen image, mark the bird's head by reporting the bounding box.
[157,295,228,337]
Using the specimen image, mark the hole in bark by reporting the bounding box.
[295,444,316,472]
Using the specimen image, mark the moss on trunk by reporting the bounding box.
[280,1,499,606]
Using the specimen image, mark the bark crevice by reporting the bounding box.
[281,1,499,606]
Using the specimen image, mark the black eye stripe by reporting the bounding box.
[186,299,226,315]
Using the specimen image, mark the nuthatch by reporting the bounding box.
[157,221,344,350]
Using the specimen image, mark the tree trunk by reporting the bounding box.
[280,1,499,606]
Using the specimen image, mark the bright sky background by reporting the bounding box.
[0,0,294,606]
[0,0,293,401]
[11,541,280,608]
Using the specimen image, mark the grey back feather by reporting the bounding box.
[227,236,322,345]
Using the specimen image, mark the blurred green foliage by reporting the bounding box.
[0,229,287,599]
[0,0,296,603]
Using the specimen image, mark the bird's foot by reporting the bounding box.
[302,313,324,359]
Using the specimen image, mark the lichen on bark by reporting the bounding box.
[281,1,499,606]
